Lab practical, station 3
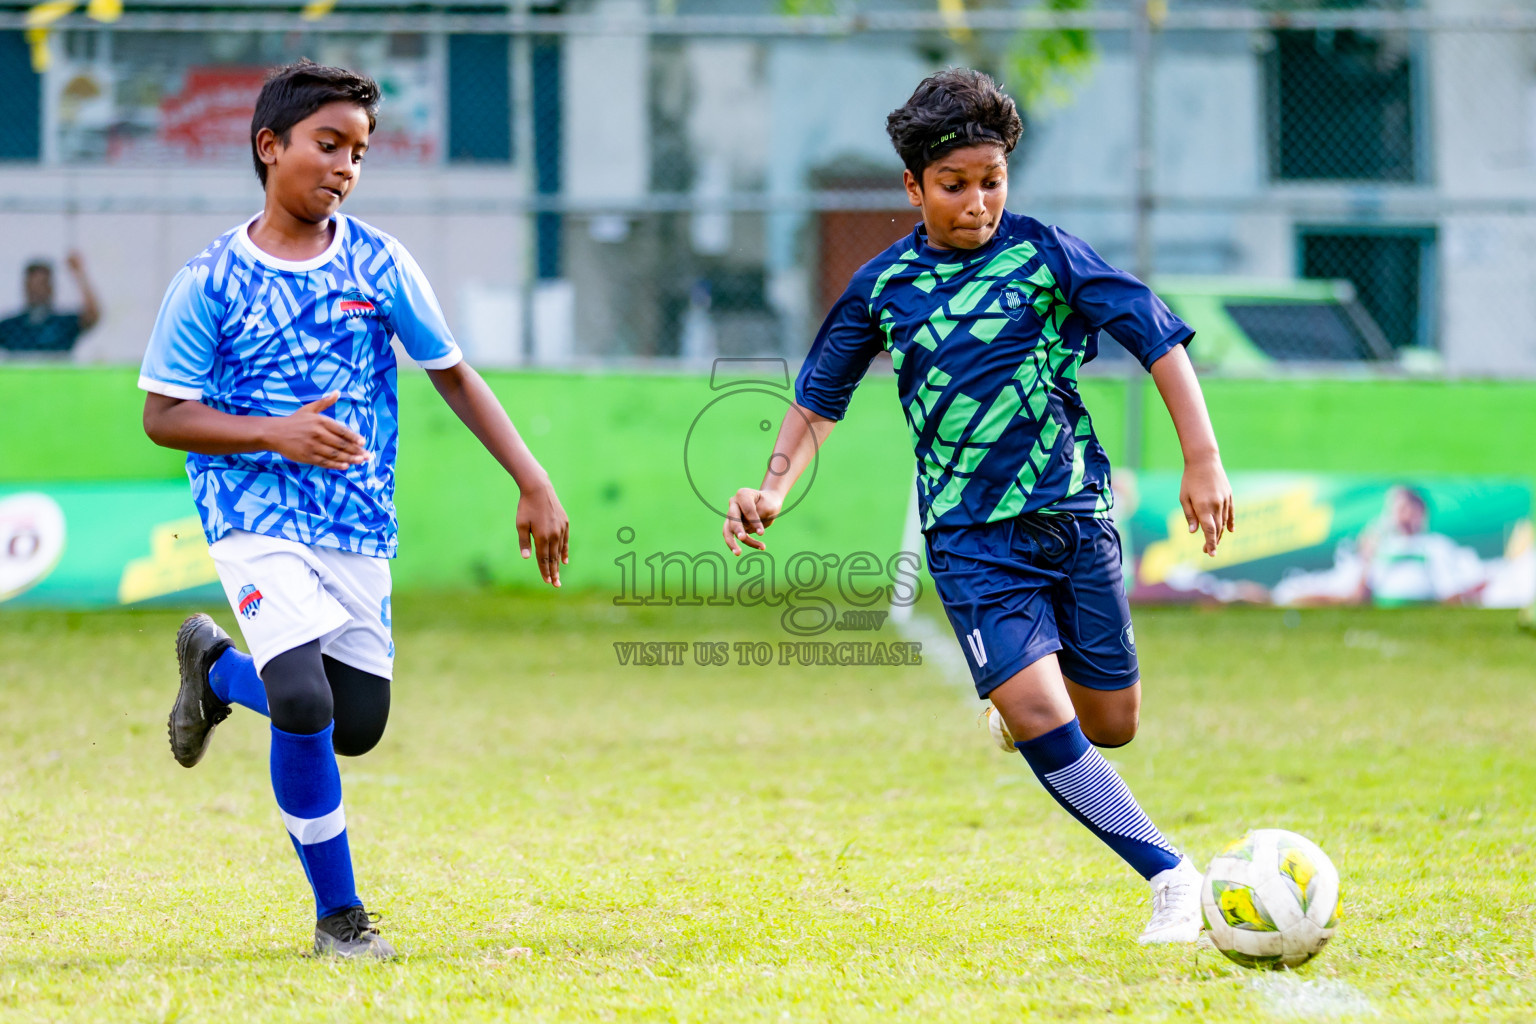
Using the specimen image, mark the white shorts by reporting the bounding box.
[209,530,394,679]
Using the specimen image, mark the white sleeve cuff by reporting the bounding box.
[415,345,463,371]
[138,375,203,401]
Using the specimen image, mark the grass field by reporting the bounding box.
[2,594,1534,1022]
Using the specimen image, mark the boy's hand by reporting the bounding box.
[517,477,569,587]
[1181,454,1235,556]
[267,392,370,470]
[723,488,784,555]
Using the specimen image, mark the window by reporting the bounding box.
[0,32,41,160]
[41,30,443,166]
[1269,29,1421,182]
[1222,301,1390,361]
[1298,227,1436,351]
[447,35,511,163]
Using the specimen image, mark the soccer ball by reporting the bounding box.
[1201,829,1339,969]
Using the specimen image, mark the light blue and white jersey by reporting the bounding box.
[139,214,462,558]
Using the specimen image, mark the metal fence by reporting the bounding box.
[1,2,1535,376]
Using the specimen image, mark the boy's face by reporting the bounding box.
[903,143,1008,251]
[256,101,371,223]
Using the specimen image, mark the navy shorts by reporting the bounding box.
[925,512,1139,698]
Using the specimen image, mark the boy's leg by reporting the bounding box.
[172,628,390,760]
[988,657,1179,880]
[173,531,393,957]
[1064,679,1139,749]
[311,548,394,759]
[262,641,355,916]
[325,655,391,758]
[1052,516,1143,748]
[210,645,268,715]
[1027,515,1201,941]
[263,640,394,958]
[989,657,1200,943]
[928,519,1200,941]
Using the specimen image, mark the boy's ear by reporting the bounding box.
[903,168,924,209]
[255,126,284,170]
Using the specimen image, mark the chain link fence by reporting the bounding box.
[0,2,1534,374]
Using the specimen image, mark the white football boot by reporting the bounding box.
[1138,856,1204,944]
[982,705,1016,752]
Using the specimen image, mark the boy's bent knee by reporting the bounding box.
[1083,723,1137,748]
[1067,676,1140,748]
[262,641,333,735]
[331,716,387,757]
[325,655,390,757]
[1079,702,1140,748]
[268,690,333,735]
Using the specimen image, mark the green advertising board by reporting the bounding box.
[4,367,1536,609]
[1123,473,1533,608]
[0,483,222,607]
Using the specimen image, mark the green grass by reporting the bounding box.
[2,595,1534,1022]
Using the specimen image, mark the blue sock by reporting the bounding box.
[1015,718,1181,880]
[208,647,268,716]
[269,723,360,919]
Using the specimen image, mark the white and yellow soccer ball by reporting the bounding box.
[1201,829,1340,969]
[983,706,1016,752]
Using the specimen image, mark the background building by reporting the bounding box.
[0,0,1533,373]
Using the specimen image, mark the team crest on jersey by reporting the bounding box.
[237,584,263,620]
[1122,623,1136,654]
[339,289,383,321]
[1001,282,1030,321]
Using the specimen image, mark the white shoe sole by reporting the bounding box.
[1137,923,1202,944]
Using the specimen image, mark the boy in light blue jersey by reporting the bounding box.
[725,70,1236,943]
[140,60,570,958]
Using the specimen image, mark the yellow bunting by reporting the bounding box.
[25,0,80,72]
[86,0,122,23]
[25,26,53,72]
[25,0,77,27]
[936,0,971,43]
[301,0,337,20]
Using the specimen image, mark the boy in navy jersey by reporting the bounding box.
[140,61,569,957]
[724,69,1234,942]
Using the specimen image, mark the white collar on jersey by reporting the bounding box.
[233,212,350,273]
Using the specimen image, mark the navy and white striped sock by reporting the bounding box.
[1015,718,1181,880]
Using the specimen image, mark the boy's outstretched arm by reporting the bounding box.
[723,403,836,555]
[427,362,569,587]
[1147,344,1234,556]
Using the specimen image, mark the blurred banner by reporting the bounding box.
[9,472,1532,612]
[0,483,221,607]
[1123,473,1535,609]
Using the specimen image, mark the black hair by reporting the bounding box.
[23,260,51,276]
[886,68,1024,182]
[250,59,381,186]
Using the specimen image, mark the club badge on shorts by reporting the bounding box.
[237,584,264,620]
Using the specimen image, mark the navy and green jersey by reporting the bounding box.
[796,210,1193,532]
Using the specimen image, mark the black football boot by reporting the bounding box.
[168,613,234,768]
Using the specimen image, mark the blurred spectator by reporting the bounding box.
[0,253,101,354]
[1272,485,1486,607]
